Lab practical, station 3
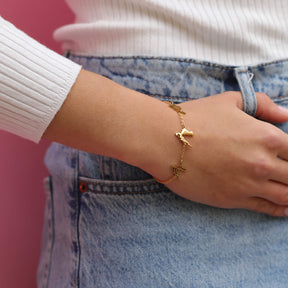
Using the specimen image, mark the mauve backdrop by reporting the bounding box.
[0,1,74,287]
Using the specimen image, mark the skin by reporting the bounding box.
[44,69,288,217]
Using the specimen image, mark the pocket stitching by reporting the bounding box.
[78,177,167,195]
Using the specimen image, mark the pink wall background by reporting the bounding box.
[0,1,74,287]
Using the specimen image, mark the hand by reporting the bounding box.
[43,70,288,216]
[158,92,288,216]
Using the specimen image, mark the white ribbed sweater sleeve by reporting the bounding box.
[0,17,82,143]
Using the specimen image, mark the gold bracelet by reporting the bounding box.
[154,101,193,184]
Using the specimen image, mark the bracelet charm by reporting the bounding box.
[154,101,193,184]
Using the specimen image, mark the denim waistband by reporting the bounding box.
[69,54,288,115]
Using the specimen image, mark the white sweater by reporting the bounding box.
[56,0,288,66]
[0,18,81,142]
[1,0,288,142]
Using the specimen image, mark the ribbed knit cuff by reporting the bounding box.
[0,17,82,143]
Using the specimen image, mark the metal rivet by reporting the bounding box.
[79,181,88,193]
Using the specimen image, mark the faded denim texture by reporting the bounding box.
[38,56,288,288]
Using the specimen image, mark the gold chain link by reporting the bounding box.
[153,101,193,184]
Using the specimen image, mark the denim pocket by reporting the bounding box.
[78,150,168,195]
[77,175,181,288]
[37,177,54,288]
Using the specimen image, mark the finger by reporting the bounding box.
[277,134,288,161]
[253,180,288,206]
[245,197,288,217]
[255,123,288,161]
[269,157,288,185]
[255,93,288,123]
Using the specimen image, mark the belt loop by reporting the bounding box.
[234,66,257,116]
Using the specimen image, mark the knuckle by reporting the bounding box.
[251,157,273,179]
[261,126,282,150]
[276,192,288,205]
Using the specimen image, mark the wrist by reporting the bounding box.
[121,99,182,183]
[44,68,182,182]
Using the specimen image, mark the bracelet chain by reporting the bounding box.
[154,101,193,184]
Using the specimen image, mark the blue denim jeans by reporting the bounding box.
[38,56,288,288]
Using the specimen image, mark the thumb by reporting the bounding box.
[254,93,288,123]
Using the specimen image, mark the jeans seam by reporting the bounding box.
[74,150,81,288]
[82,189,168,196]
[238,71,249,114]
[68,53,288,70]
[44,176,55,288]
[69,53,238,71]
